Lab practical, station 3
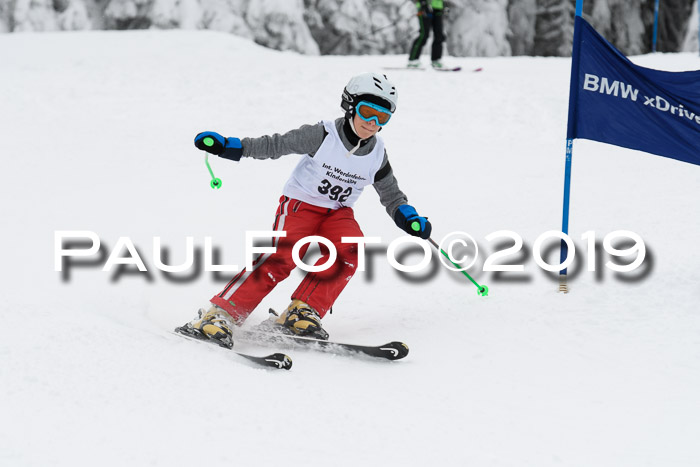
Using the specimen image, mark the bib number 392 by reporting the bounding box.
[318,179,352,202]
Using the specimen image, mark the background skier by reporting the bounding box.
[408,0,445,69]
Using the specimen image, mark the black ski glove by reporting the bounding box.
[394,204,432,239]
[194,131,243,161]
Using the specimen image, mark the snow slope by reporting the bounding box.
[1,31,699,467]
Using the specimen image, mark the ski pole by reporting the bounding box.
[199,135,223,189]
[426,236,489,297]
[204,152,222,189]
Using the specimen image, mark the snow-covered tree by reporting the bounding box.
[654,0,694,52]
[246,0,319,54]
[304,0,414,55]
[199,0,252,38]
[586,0,646,55]
[533,0,574,56]
[446,0,511,56]
[103,0,153,29]
[11,0,60,31]
[508,0,537,55]
[681,0,698,52]
[149,0,201,30]
[57,0,91,30]
[0,0,696,57]
[0,0,12,32]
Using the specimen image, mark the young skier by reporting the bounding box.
[178,72,432,348]
[408,0,445,69]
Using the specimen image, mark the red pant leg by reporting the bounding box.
[211,197,321,322]
[292,207,363,318]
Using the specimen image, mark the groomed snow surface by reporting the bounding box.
[1,31,699,467]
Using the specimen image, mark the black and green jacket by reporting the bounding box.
[416,0,444,11]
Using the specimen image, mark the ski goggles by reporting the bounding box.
[355,101,393,126]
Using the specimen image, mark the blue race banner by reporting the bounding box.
[567,16,700,167]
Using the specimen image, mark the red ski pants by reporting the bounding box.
[211,196,363,322]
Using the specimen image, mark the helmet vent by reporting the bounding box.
[342,72,398,114]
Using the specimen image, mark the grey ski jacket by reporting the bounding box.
[239,117,408,218]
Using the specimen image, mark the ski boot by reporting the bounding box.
[407,59,421,69]
[259,300,329,340]
[175,305,237,349]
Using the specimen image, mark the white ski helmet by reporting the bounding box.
[341,72,398,118]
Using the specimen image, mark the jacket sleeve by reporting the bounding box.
[241,122,327,160]
[372,151,408,218]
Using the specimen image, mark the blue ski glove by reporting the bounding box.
[394,204,432,239]
[194,131,243,161]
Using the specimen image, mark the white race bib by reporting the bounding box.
[282,120,385,209]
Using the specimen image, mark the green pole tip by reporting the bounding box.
[203,137,215,147]
[210,178,222,189]
[411,221,421,232]
[478,285,489,297]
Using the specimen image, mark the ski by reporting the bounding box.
[383,66,480,73]
[236,328,409,361]
[174,324,293,370]
[383,66,428,71]
[233,351,293,370]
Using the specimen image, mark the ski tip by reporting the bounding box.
[380,342,409,360]
[265,353,293,370]
[473,67,483,72]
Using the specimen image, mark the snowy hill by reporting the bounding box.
[1,30,699,467]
